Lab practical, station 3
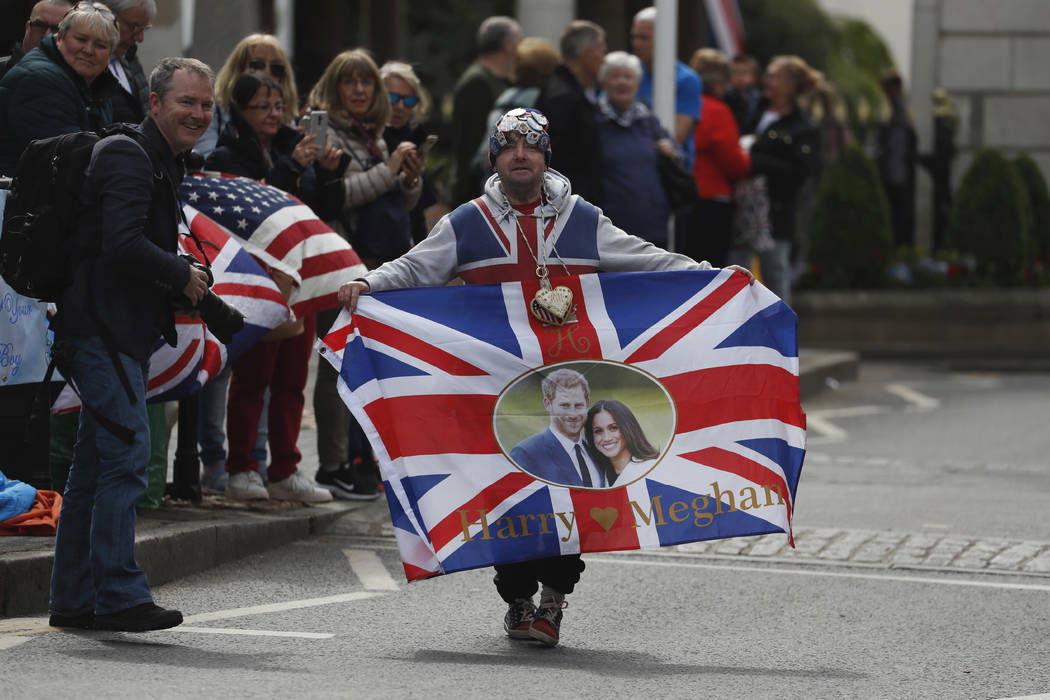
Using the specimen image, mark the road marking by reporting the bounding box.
[0,636,32,650]
[587,555,1050,593]
[345,548,400,591]
[885,382,941,410]
[173,626,334,639]
[182,591,382,624]
[806,406,887,443]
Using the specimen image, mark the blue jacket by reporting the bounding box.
[0,34,116,174]
[509,428,590,488]
[59,118,191,361]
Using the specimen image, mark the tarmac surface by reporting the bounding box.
[18,347,1037,617]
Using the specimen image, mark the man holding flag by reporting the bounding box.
[339,107,753,647]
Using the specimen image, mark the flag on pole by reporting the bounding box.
[180,173,366,316]
[705,0,745,56]
[320,269,805,581]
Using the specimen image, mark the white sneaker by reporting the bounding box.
[268,471,334,503]
[226,471,269,500]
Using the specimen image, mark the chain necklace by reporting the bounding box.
[512,202,575,326]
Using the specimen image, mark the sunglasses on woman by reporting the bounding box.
[388,91,419,108]
[248,59,286,79]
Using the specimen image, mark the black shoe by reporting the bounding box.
[316,463,381,501]
[49,611,95,629]
[94,603,183,632]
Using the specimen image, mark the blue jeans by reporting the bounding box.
[198,365,268,469]
[728,240,792,304]
[49,335,154,616]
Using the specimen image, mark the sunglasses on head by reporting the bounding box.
[248,59,286,79]
[28,18,60,33]
[388,91,419,108]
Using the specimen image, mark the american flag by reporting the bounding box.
[53,213,291,412]
[181,173,366,316]
[319,269,806,581]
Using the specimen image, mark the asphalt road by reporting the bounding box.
[3,361,1048,698]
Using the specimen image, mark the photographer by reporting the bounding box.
[48,58,216,633]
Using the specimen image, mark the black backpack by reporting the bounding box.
[0,123,142,301]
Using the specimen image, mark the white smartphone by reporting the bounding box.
[309,110,328,151]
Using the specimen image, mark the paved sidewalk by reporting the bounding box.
[0,348,861,616]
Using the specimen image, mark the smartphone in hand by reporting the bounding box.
[309,110,328,151]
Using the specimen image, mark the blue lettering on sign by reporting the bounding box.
[2,292,34,325]
[0,342,23,377]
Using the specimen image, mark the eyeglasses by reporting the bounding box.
[388,91,419,108]
[245,102,285,114]
[72,2,116,22]
[28,18,60,33]
[117,14,152,36]
[248,59,286,79]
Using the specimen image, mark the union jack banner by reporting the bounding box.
[181,173,366,316]
[320,269,806,581]
[53,213,291,412]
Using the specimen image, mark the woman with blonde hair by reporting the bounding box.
[196,33,298,156]
[729,54,822,302]
[309,49,423,501]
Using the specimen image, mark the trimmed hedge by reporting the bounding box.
[808,144,892,287]
[948,148,1032,284]
[1013,154,1050,267]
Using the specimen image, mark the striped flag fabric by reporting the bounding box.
[705,0,745,56]
[53,213,291,412]
[319,269,806,581]
[181,173,366,316]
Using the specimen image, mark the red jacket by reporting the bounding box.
[692,94,751,199]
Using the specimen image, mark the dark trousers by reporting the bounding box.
[683,199,734,268]
[885,183,915,248]
[493,555,586,603]
[226,313,316,482]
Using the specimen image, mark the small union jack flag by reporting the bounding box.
[320,269,806,582]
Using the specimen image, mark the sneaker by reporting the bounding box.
[200,461,228,494]
[225,470,269,500]
[529,597,567,647]
[48,611,94,629]
[268,470,334,503]
[503,598,536,640]
[316,464,381,501]
[94,603,182,632]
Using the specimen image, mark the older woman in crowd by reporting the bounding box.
[594,50,677,247]
[380,60,437,245]
[307,49,423,500]
[687,48,751,267]
[729,55,822,302]
[0,1,120,173]
[195,33,298,157]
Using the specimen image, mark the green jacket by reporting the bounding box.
[0,34,116,174]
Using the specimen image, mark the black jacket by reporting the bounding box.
[105,47,150,124]
[745,107,821,242]
[60,117,191,361]
[205,117,347,222]
[536,64,602,205]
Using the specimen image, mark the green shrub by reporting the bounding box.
[1012,154,1050,267]
[948,148,1032,284]
[807,144,892,287]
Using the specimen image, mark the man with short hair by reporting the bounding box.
[0,0,72,80]
[48,57,215,633]
[536,20,606,205]
[630,6,702,168]
[339,107,752,647]
[725,53,762,131]
[100,0,155,123]
[450,15,522,206]
[510,368,604,488]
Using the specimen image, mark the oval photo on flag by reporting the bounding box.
[493,360,675,490]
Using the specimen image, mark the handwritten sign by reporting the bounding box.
[0,190,55,386]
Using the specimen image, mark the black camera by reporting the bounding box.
[179,255,245,345]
